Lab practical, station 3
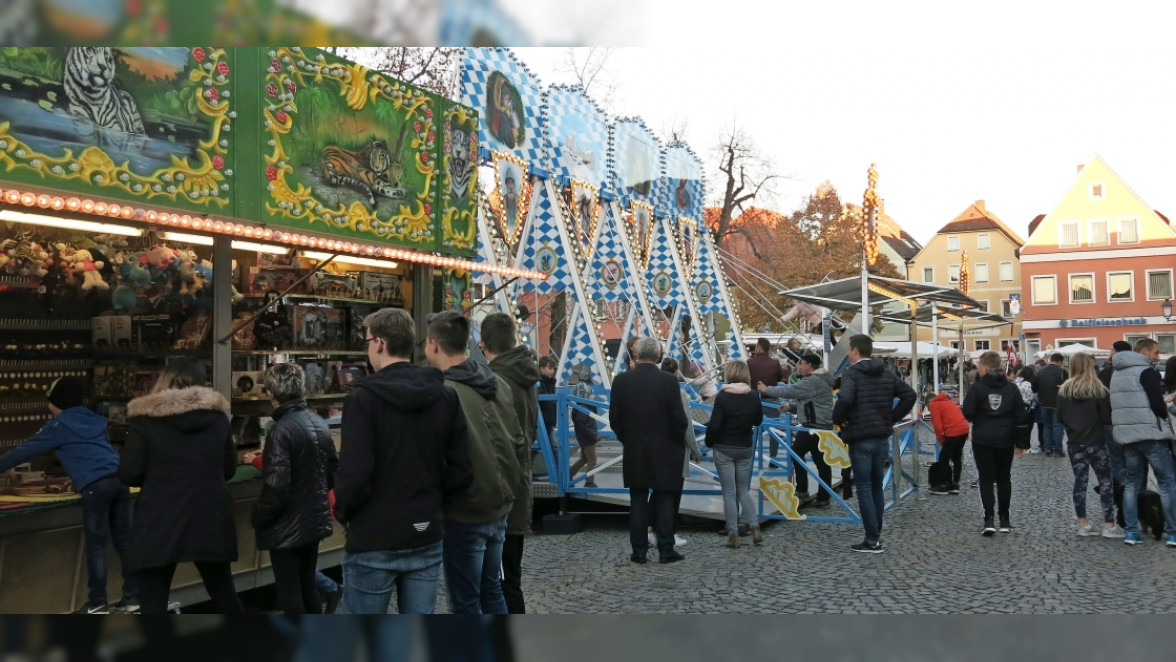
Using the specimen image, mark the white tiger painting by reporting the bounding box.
[62,47,146,137]
[448,128,472,201]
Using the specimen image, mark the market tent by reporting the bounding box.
[1036,343,1110,358]
[873,341,957,359]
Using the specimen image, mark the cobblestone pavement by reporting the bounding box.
[516,447,1176,614]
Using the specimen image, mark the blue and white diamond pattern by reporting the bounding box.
[609,118,661,208]
[544,85,610,188]
[441,0,530,47]
[559,304,607,386]
[459,48,548,170]
[645,216,690,310]
[516,182,571,296]
[657,143,705,223]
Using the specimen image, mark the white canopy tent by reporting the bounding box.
[874,341,958,359]
[1036,343,1110,359]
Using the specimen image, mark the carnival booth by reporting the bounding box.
[0,47,546,612]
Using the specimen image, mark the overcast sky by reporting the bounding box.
[506,0,1176,246]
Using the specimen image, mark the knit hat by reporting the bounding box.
[800,353,823,368]
[1112,340,1132,353]
[47,377,85,410]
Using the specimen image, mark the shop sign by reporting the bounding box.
[1059,317,1146,328]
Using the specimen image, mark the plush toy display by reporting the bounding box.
[73,249,108,291]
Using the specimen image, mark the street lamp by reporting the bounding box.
[1163,298,1173,322]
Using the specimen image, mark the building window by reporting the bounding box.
[922,266,934,283]
[1088,219,1109,246]
[1069,274,1094,303]
[1059,338,1096,348]
[975,263,989,282]
[947,236,959,252]
[1159,334,1176,355]
[1125,334,1149,349]
[977,233,990,250]
[999,261,1014,282]
[1032,275,1057,305]
[1118,218,1139,244]
[1090,183,1104,200]
[948,264,960,283]
[1025,339,1041,358]
[1001,300,1014,318]
[974,340,990,351]
[1147,269,1173,300]
[949,340,962,351]
[1107,271,1133,302]
[1059,221,1079,248]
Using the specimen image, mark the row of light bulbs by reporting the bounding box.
[0,187,548,280]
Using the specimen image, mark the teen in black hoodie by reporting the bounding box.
[961,350,1030,536]
[336,308,474,614]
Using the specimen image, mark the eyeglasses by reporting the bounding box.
[361,337,378,346]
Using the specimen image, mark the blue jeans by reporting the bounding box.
[444,515,509,614]
[1123,440,1176,537]
[713,446,756,534]
[80,475,137,605]
[1038,406,1065,454]
[313,570,337,595]
[341,541,443,614]
[298,615,415,662]
[849,437,889,545]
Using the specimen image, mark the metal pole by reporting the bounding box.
[861,254,870,334]
[958,322,965,398]
[932,302,940,394]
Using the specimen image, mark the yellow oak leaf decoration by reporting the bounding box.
[816,430,851,469]
[759,476,805,520]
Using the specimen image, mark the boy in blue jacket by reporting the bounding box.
[0,377,138,614]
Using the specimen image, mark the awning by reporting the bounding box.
[873,341,957,359]
[780,275,984,312]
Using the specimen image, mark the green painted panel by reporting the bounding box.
[437,98,479,256]
[0,46,235,214]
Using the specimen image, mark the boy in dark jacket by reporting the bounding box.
[831,335,917,553]
[962,350,1030,536]
[336,308,474,615]
[0,377,137,614]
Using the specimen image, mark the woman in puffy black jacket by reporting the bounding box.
[252,362,340,614]
[705,360,764,548]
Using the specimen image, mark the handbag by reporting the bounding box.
[253,291,292,350]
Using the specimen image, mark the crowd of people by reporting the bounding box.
[926,339,1176,544]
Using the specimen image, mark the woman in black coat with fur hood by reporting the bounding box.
[120,357,244,614]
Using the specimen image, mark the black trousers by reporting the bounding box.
[501,533,526,614]
[137,561,243,614]
[972,444,1014,520]
[629,488,680,558]
[270,543,322,615]
[792,430,833,501]
[941,434,967,485]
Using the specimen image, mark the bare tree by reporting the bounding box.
[709,123,782,247]
[338,47,462,98]
[554,47,618,112]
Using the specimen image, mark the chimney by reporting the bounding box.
[1077,164,1084,173]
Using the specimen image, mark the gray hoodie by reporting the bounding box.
[762,368,835,429]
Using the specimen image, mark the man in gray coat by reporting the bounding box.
[758,353,835,508]
[1109,338,1176,546]
[609,337,688,565]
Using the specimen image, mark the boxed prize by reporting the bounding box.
[109,316,133,351]
[249,267,309,295]
[91,317,112,352]
[232,371,266,399]
[292,304,346,349]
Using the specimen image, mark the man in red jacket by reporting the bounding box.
[927,390,971,494]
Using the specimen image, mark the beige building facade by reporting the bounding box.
[908,201,1024,354]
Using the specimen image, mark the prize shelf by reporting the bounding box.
[0,360,93,371]
[238,294,392,306]
[234,350,367,357]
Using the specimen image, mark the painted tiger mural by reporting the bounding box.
[320,138,395,208]
[62,47,146,136]
[448,128,473,201]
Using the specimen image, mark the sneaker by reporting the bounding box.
[73,601,109,614]
[649,532,689,547]
[969,479,979,489]
[1077,523,1099,537]
[949,484,960,494]
[1028,448,1041,454]
[1101,525,1125,539]
[1124,532,1142,545]
[982,518,996,537]
[1167,535,1176,548]
[999,518,1012,532]
[850,541,884,553]
[109,597,140,614]
[929,485,950,495]
[806,499,831,509]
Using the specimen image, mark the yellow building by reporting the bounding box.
[908,201,1024,353]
